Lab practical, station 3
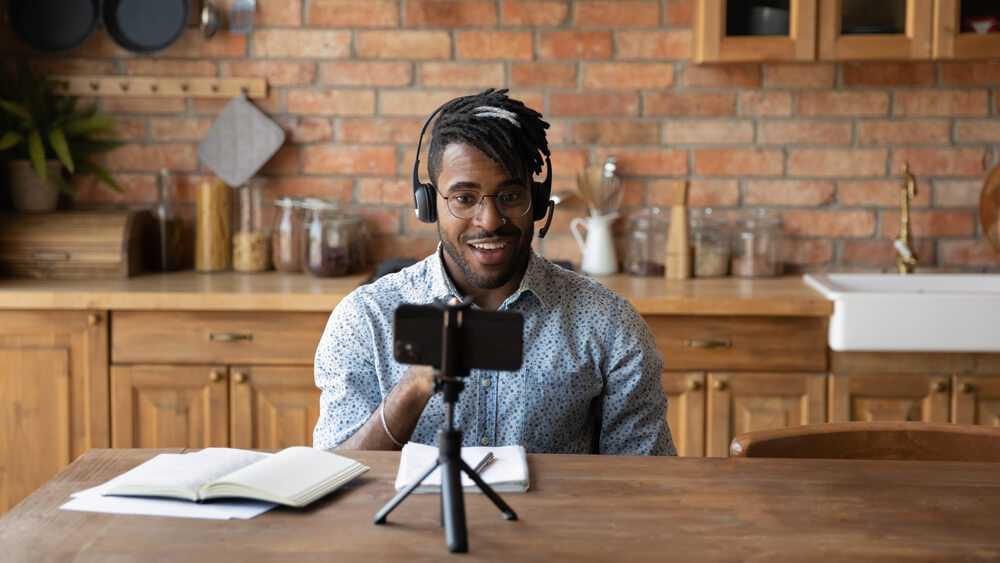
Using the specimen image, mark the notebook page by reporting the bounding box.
[203,447,364,502]
[106,449,270,499]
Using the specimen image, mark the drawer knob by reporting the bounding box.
[87,314,101,326]
[687,379,702,392]
[932,381,948,393]
[209,370,223,382]
[685,339,732,349]
[209,332,253,342]
[713,380,728,391]
[960,382,974,394]
[233,372,247,384]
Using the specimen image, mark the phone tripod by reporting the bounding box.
[374,299,518,553]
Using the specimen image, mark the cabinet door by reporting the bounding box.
[112,365,229,448]
[695,0,818,62]
[0,310,108,515]
[818,0,933,59]
[705,372,827,457]
[660,372,706,457]
[829,373,951,423]
[933,0,1000,59]
[230,366,320,450]
[953,375,1000,426]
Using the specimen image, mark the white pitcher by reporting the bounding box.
[570,213,619,275]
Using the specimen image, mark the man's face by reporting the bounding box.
[435,142,534,291]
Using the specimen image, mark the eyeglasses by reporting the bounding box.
[438,188,532,220]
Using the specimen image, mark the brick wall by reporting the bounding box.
[2,0,999,271]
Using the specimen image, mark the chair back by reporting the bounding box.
[729,421,1000,461]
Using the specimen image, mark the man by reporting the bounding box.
[313,89,675,455]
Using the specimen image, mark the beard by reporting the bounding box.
[438,222,534,290]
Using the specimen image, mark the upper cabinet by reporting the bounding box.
[695,0,1000,62]
[696,0,817,62]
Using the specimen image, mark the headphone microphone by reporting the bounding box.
[411,100,555,238]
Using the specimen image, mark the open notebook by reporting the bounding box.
[103,447,369,507]
[394,443,529,494]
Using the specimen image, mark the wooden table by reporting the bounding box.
[2,449,998,562]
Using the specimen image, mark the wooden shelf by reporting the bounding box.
[48,76,268,99]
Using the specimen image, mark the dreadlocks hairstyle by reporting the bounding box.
[426,88,550,190]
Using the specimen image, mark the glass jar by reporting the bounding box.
[690,208,730,278]
[272,196,304,273]
[232,177,271,272]
[731,208,783,277]
[302,198,352,277]
[623,207,670,276]
[342,213,368,273]
[152,168,186,271]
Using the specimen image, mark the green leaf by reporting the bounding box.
[48,127,74,173]
[27,130,46,180]
[0,131,24,151]
[47,171,75,196]
[0,100,33,128]
[78,160,122,193]
[72,139,125,157]
[62,115,118,137]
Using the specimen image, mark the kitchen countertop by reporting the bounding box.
[0,271,832,316]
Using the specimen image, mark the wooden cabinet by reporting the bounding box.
[110,312,327,450]
[0,310,109,515]
[650,315,828,457]
[696,0,1000,62]
[830,352,1000,426]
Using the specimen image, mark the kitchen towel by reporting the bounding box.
[198,92,284,188]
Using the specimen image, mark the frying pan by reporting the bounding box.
[9,0,100,53]
[103,0,190,53]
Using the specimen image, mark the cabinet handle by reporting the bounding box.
[209,332,253,342]
[960,382,974,394]
[87,313,101,326]
[685,339,732,349]
[209,370,223,382]
[713,379,728,391]
[233,372,247,384]
[687,379,702,392]
[932,381,949,393]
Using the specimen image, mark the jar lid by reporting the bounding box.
[734,208,782,231]
[628,207,670,230]
[300,197,342,211]
[690,207,728,229]
[274,196,304,208]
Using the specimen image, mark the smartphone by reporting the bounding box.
[392,303,523,372]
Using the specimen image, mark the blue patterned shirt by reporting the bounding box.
[313,248,676,455]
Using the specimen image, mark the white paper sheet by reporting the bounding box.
[394,443,529,494]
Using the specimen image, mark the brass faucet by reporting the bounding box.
[894,162,917,274]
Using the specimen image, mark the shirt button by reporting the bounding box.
[482,378,491,388]
[480,436,490,446]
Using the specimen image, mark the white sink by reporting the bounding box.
[803,273,1000,352]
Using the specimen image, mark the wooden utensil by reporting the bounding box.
[666,181,691,280]
[980,162,1000,253]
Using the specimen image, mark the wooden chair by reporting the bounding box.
[729,421,1000,462]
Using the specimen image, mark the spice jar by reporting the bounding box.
[232,177,271,272]
[690,208,730,278]
[731,208,783,277]
[302,198,353,277]
[624,208,670,276]
[272,196,304,273]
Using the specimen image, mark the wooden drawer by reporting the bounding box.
[112,311,329,365]
[645,315,827,372]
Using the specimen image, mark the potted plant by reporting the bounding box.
[0,64,123,212]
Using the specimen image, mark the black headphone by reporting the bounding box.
[411,99,555,238]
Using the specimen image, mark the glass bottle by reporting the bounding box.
[624,207,670,276]
[731,208,784,277]
[152,168,185,271]
[302,198,352,277]
[690,208,730,278]
[232,177,271,272]
[271,196,304,273]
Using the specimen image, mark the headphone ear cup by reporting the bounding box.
[530,181,549,222]
[414,182,437,224]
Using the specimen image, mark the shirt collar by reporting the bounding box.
[429,245,549,310]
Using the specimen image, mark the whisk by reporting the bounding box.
[576,156,623,217]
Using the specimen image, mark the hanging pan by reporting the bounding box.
[103,0,190,54]
[9,0,100,53]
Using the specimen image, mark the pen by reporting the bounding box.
[473,452,495,475]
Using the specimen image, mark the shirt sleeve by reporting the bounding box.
[312,292,383,450]
[598,296,677,456]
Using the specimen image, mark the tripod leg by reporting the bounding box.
[458,459,518,521]
[373,459,441,525]
[441,457,468,553]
